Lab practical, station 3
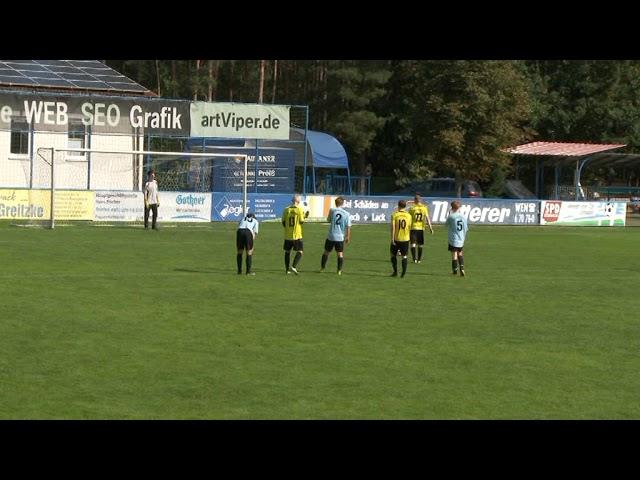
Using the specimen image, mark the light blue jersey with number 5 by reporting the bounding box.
[327,207,351,241]
[446,211,468,247]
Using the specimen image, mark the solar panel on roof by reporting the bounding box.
[108,82,148,91]
[81,68,114,75]
[56,73,96,80]
[0,60,152,95]
[7,63,47,72]
[0,69,22,77]
[46,66,83,74]
[33,78,75,87]
[37,60,72,67]
[70,80,111,89]
[94,75,129,83]
[68,60,105,68]
[30,71,64,80]
[0,76,36,85]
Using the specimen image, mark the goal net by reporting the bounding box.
[22,146,249,228]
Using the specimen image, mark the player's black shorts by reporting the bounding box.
[324,239,345,253]
[448,244,464,253]
[283,239,303,251]
[410,230,424,245]
[390,241,409,256]
[236,228,254,250]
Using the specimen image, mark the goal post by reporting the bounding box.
[33,146,250,229]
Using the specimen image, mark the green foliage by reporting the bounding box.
[484,165,508,197]
[376,60,531,183]
[106,59,640,188]
[524,60,640,148]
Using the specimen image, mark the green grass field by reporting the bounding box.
[1,220,638,419]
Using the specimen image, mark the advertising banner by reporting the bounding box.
[95,191,212,222]
[158,192,212,222]
[190,102,290,139]
[94,191,144,221]
[54,191,94,220]
[0,189,50,220]
[540,201,626,226]
[0,92,190,135]
[0,189,93,220]
[210,149,295,193]
[211,193,292,222]
[307,196,541,225]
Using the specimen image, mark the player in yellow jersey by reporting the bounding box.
[281,194,308,274]
[408,194,434,264]
[390,199,412,277]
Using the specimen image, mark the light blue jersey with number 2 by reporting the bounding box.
[327,207,351,241]
[446,211,468,247]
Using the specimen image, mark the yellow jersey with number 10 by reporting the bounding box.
[391,210,412,242]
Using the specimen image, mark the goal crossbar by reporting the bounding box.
[35,147,250,229]
[50,147,246,158]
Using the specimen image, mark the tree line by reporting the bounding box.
[107,60,640,192]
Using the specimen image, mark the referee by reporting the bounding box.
[236,212,259,275]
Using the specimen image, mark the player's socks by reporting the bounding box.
[285,252,291,271]
[246,255,252,274]
[401,257,408,277]
[337,256,344,272]
[452,259,458,274]
[237,254,243,274]
[321,253,329,269]
[411,246,416,262]
[458,255,465,276]
[293,252,302,268]
[391,256,398,274]
[418,247,423,262]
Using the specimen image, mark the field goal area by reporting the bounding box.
[20,147,250,228]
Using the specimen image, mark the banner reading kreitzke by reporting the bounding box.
[190,102,290,140]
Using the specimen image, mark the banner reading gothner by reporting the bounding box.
[190,102,290,140]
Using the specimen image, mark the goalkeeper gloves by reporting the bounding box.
[304,210,309,218]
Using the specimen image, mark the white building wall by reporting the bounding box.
[0,130,140,191]
[0,129,31,188]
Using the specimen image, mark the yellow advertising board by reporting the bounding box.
[54,190,94,220]
[0,189,51,220]
[0,189,94,221]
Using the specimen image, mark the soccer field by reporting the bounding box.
[1,220,638,419]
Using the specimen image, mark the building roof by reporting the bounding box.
[504,141,626,157]
[0,60,156,96]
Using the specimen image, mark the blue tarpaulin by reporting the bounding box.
[291,128,348,169]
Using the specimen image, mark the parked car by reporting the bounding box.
[392,177,483,198]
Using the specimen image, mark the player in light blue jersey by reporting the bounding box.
[445,200,468,276]
[236,212,259,275]
[320,196,351,275]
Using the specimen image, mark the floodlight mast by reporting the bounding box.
[37,147,249,229]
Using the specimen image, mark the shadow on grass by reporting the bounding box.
[174,267,451,278]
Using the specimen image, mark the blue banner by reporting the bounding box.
[211,193,293,222]
[211,148,295,193]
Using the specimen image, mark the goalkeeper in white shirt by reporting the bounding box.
[144,169,160,230]
[236,212,259,275]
